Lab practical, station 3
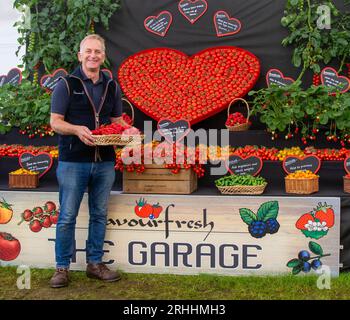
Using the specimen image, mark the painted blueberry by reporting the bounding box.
[298,250,310,261]
[149,214,155,220]
[311,259,322,270]
[265,218,280,234]
[248,221,267,238]
[302,262,311,273]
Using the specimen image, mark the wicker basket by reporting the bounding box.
[122,98,134,125]
[9,173,39,189]
[217,183,267,195]
[285,177,319,194]
[92,134,144,146]
[225,98,251,131]
[344,176,350,193]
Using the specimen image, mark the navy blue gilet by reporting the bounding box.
[58,67,116,162]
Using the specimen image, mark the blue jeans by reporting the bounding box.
[55,161,115,269]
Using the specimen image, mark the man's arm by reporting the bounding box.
[50,113,95,146]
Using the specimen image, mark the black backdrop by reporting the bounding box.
[96,0,346,129]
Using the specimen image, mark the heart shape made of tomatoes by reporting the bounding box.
[118,47,260,125]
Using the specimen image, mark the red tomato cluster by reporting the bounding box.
[225,112,250,126]
[122,113,133,126]
[91,123,131,135]
[118,48,260,124]
[18,201,59,233]
[0,144,57,158]
[304,147,350,160]
[232,145,279,161]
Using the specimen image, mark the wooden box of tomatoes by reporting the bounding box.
[123,164,197,194]
[9,169,39,189]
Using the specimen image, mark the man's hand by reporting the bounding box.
[75,126,96,146]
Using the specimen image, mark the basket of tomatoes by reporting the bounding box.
[225,98,251,131]
[121,98,134,126]
[91,123,144,146]
[285,170,319,194]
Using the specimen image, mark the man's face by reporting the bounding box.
[78,39,105,71]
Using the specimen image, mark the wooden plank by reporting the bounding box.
[124,168,192,181]
[123,179,196,194]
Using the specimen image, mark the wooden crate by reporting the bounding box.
[285,177,319,194]
[344,176,350,193]
[123,164,198,194]
[9,173,39,189]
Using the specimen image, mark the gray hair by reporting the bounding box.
[79,34,106,52]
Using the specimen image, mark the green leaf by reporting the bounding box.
[309,241,323,256]
[287,258,302,268]
[257,201,279,222]
[301,230,328,240]
[239,208,257,225]
[292,265,302,275]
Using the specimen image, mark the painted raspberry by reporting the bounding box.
[248,221,267,238]
[266,218,280,234]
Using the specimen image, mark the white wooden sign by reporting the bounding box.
[0,191,341,277]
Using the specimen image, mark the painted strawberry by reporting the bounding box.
[49,210,59,225]
[314,202,334,228]
[40,215,52,228]
[151,203,163,219]
[29,219,42,233]
[32,207,44,217]
[295,213,314,230]
[44,201,56,213]
[18,209,33,225]
[134,198,154,218]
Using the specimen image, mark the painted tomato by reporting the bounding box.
[0,199,14,224]
[0,232,21,261]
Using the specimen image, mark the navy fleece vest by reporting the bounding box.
[58,67,116,162]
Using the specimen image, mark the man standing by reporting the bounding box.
[50,34,125,288]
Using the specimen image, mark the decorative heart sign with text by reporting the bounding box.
[344,157,350,175]
[214,11,242,37]
[283,156,321,174]
[226,155,263,176]
[0,68,22,87]
[19,152,53,178]
[178,0,208,24]
[144,11,173,37]
[266,69,295,88]
[118,47,260,125]
[157,119,191,143]
[40,68,68,92]
[321,67,350,94]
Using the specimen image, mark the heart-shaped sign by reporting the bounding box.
[40,68,68,92]
[157,119,191,143]
[178,0,208,24]
[102,68,113,79]
[266,69,295,88]
[283,156,321,174]
[344,157,350,175]
[118,47,260,125]
[144,11,173,37]
[0,68,22,87]
[321,67,350,94]
[19,152,53,178]
[214,11,242,37]
[226,155,263,176]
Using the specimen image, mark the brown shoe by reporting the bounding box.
[86,263,121,282]
[50,268,69,288]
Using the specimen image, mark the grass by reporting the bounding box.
[1,266,350,300]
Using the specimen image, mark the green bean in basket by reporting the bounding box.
[215,174,267,187]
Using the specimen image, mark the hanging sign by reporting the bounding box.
[19,152,53,178]
[320,67,350,94]
[178,0,208,24]
[214,11,241,37]
[283,156,321,174]
[40,68,68,92]
[144,11,173,37]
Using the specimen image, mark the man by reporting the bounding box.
[50,34,127,288]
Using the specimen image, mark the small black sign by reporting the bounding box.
[214,11,241,37]
[266,69,295,88]
[0,68,22,87]
[321,67,350,94]
[157,119,191,143]
[19,152,53,178]
[283,156,321,174]
[226,155,263,176]
[344,157,350,175]
[144,11,172,37]
[178,0,208,24]
[40,68,68,92]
